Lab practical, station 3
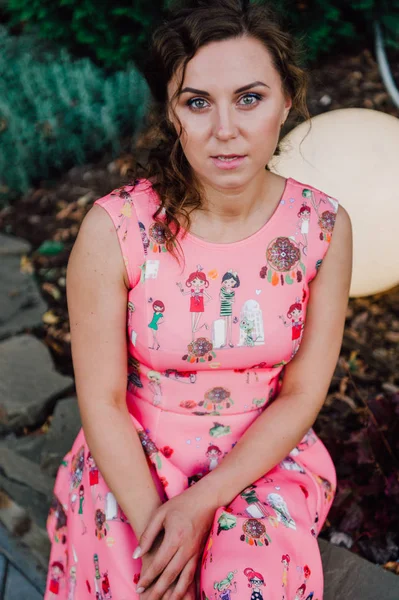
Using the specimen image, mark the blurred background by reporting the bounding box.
[0,0,398,597]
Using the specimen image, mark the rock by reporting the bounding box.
[0,234,48,341]
[319,537,399,599]
[0,334,73,433]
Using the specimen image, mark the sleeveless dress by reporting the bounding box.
[44,176,339,600]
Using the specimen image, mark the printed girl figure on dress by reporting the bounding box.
[86,452,100,503]
[78,484,87,534]
[177,266,212,340]
[147,370,163,406]
[148,299,165,350]
[48,560,64,598]
[243,567,266,600]
[213,570,238,600]
[302,188,326,219]
[281,554,290,595]
[113,187,134,242]
[67,565,77,600]
[297,203,311,256]
[219,270,241,348]
[279,297,304,358]
[267,493,297,530]
[206,444,222,471]
[138,222,150,255]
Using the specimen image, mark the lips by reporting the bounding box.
[212,154,244,158]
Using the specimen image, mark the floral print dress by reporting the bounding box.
[45,177,339,600]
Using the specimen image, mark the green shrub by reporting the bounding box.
[0,25,151,205]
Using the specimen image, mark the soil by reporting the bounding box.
[0,45,398,573]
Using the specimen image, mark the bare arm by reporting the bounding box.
[201,205,353,506]
[67,204,162,538]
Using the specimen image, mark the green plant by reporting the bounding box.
[0,25,151,205]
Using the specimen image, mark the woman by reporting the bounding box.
[44,1,352,599]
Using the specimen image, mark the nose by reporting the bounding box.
[213,103,239,139]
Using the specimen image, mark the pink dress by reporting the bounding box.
[45,177,339,600]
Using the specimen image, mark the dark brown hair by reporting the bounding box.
[127,0,310,260]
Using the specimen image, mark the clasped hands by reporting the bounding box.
[133,481,219,600]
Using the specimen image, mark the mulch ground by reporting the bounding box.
[0,45,398,573]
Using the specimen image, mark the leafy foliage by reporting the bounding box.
[0,25,151,205]
[4,0,398,70]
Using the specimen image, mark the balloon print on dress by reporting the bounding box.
[243,567,266,600]
[259,236,305,286]
[267,493,297,530]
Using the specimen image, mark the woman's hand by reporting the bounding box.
[134,481,219,600]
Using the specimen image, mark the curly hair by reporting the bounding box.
[126,0,311,261]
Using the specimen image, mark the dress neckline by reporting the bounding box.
[178,176,292,249]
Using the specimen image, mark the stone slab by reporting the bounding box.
[0,334,73,433]
[0,233,47,341]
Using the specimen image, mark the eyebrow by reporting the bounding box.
[179,80,270,96]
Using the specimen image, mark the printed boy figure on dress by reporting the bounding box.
[177,266,212,340]
[218,270,241,348]
[243,567,266,600]
[279,297,304,358]
[213,570,237,600]
[297,203,311,256]
[148,299,165,350]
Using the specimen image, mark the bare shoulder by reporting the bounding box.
[68,203,129,291]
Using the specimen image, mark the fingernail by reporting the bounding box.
[136,586,145,594]
[132,546,142,559]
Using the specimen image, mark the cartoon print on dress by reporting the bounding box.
[266,493,297,530]
[206,444,222,471]
[138,429,163,469]
[217,511,237,535]
[279,296,304,358]
[68,564,77,600]
[209,422,231,438]
[243,567,266,600]
[147,370,163,406]
[111,186,134,242]
[198,387,234,414]
[238,299,265,347]
[48,560,65,598]
[70,445,85,490]
[93,553,111,600]
[213,570,238,600]
[70,484,87,535]
[94,508,110,540]
[104,491,130,524]
[289,428,317,456]
[279,455,306,473]
[48,495,67,544]
[240,518,272,547]
[182,337,217,364]
[302,188,337,243]
[281,554,291,599]
[163,368,197,383]
[177,265,212,340]
[138,221,150,255]
[202,526,214,570]
[314,475,335,502]
[259,236,305,286]
[293,564,312,600]
[127,355,143,390]
[87,452,100,502]
[148,299,165,350]
[148,221,170,253]
[127,301,138,347]
[212,270,241,348]
[296,202,311,256]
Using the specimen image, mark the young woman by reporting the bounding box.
[44,1,352,599]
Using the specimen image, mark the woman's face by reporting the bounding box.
[167,36,292,189]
